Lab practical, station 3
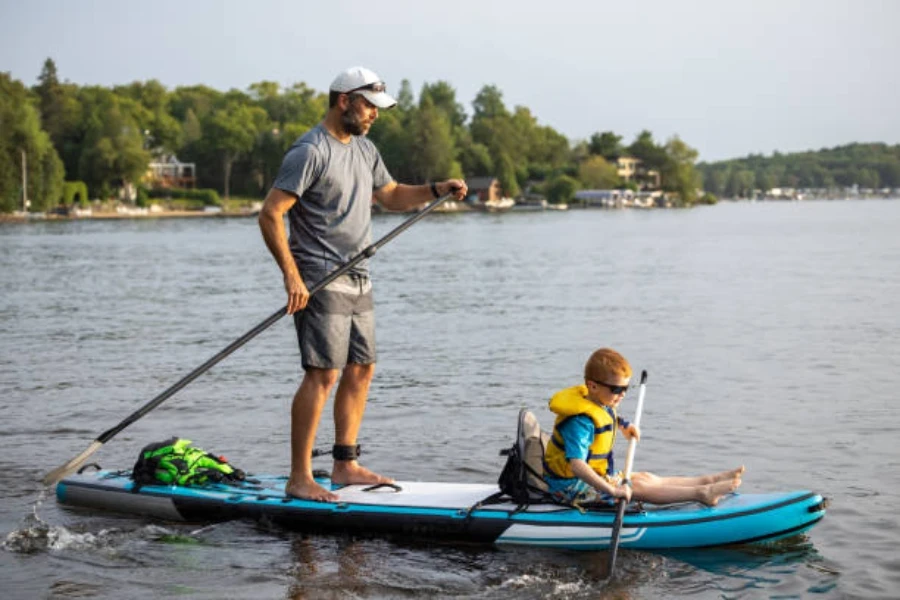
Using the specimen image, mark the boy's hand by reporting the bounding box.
[613,482,633,502]
[623,423,641,441]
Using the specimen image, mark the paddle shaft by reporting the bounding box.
[606,369,648,578]
[43,194,453,485]
[97,193,452,443]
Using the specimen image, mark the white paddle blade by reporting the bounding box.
[42,440,104,486]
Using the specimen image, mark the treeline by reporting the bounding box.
[698,143,900,198]
[2,58,709,213]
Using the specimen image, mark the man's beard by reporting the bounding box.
[340,109,368,136]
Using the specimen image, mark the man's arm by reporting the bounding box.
[258,187,309,314]
[374,179,468,212]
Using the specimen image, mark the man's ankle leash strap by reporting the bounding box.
[332,444,361,461]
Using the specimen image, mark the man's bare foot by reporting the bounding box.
[286,477,338,502]
[331,460,393,486]
[700,477,742,507]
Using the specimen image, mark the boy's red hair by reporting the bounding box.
[584,348,632,382]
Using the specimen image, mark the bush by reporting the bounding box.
[62,181,89,207]
[165,198,208,211]
[544,174,579,204]
[135,185,149,207]
[148,187,221,206]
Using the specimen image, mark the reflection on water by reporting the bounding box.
[3,202,900,598]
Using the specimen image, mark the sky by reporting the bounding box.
[2,0,898,162]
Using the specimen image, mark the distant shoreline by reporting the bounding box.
[0,209,259,224]
[3,195,897,224]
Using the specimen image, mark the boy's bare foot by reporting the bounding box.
[700,477,742,507]
[331,461,393,486]
[712,466,746,483]
[286,477,338,503]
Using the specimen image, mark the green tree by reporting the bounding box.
[457,136,494,177]
[588,131,623,160]
[577,155,620,189]
[406,95,462,182]
[34,59,80,149]
[169,85,221,123]
[0,73,65,212]
[628,130,668,171]
[661,136,701,205]
[201,101,270,199]
[876,158,900,187]
[495,151,520,198]
[543,174,579,204]
[182,108,202,145]
[703,167,729,196]
[241,81,326,193]
[755,169,775,193]
[471,84,508,120]
[470,86,523,195]
[696,142,900,194]
[726,169,756,198]
[32,58,82,179]
[248,81,325,131]
[525,121,570,178]
[368,107,413,182]
[419,81,466,130]
[115,80,183,153]
[76,87,150,198]
[857,167,880,189]
[396,79,415,113]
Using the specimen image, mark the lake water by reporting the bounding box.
[1,200,898,599]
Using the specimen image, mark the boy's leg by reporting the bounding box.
[634,466,744,488]
[631,474,741,506]
[551,478,615,506]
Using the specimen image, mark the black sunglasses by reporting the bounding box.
[347,81,387,94]
[590,379,629,395]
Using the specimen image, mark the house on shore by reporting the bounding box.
[146,156,197,189]
[465,176,514,211]
[466,176,504,203]
[615,156,661,190]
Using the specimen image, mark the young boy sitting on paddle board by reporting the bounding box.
[542,347,744,507]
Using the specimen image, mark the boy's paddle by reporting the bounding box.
[42,193,455,486]
[606,369,648,580]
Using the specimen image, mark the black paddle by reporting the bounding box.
[606,369,648,580]
[42,193,455,486]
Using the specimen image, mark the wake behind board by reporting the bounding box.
[56,470,826,551]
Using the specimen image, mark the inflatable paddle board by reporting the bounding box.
[56,470,826,551]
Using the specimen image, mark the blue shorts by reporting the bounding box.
[548,478,616,506]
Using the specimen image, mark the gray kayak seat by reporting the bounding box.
[518,409,551,496]
[491,408,554,506]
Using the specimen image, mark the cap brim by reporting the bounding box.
[358,90,397,109]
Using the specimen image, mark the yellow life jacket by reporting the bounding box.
[542,385,618,480]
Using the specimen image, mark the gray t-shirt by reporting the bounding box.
[273,124,393,279]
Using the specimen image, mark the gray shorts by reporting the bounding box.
[294,272,376,370]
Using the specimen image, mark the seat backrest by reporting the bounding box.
[498,408,553,504]
[518,409,549,494]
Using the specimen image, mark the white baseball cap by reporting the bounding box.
[329,66,397,109]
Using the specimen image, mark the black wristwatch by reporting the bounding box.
[430,182,440,199]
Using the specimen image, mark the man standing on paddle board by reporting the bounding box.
[259,66,467,502]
